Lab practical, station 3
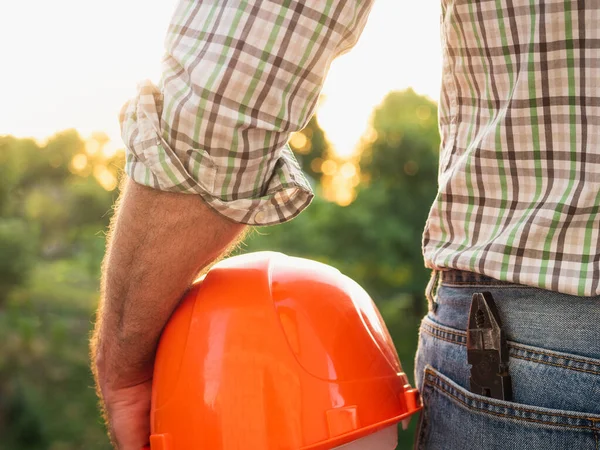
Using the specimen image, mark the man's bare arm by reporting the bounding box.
[91,178,246,449]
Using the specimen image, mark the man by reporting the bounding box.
[92,1,600,449]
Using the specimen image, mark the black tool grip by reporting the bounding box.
[467,292,513,401]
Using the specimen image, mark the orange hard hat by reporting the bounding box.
[147,252,421,450]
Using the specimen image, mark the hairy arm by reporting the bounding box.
[91,178,246,449]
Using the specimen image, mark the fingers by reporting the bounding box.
[103,381,152,450]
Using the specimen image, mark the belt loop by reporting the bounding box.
[426,270,441,313]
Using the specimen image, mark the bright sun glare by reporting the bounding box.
[0,1,441,160]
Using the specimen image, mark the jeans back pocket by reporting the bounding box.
[416,366,600,450]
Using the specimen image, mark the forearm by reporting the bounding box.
[91,178,246,392]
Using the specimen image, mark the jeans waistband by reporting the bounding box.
[426,269,600,359]
[425,270,519,315]
[439,269,521,286]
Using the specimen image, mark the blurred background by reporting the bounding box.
[0,1,441,449]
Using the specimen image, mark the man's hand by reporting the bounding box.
[91,179,246,449]
[102,380,153,450]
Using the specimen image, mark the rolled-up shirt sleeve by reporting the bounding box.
[119,0,374,225]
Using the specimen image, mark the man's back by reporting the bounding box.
[424,0,600,296]
[417,5,600,450]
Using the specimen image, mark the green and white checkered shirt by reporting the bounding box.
[121,0,600,296]
[423,0,600,296]
[120,0,373,225]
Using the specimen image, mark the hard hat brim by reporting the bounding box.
[300,407,422,450]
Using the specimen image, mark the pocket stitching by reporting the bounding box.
[422,319,600,374]
[509,352,600,377]
[423,367,600,430]
[421,320,466,346]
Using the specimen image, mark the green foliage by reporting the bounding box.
[0,220,38,305]
[349,89,440,299]
[0,130,120,259]
[0,130,120,448]
[289,115,331,182]
[0,261,111,450]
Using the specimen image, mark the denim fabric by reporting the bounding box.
[414,270,600,450]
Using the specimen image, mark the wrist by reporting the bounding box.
[94,346,154,395]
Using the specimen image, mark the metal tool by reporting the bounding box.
[467,292,512,401]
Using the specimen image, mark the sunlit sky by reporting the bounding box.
[1,1,441,157]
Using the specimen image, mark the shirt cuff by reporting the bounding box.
[120,81,314,226]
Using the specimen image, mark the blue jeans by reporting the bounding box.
[414,270,600,450]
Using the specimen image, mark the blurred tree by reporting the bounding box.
[0,130,122,261]
[0,220,37,305]
[342,88,440,307]
[288,116,332,183]
[0,130,122,450]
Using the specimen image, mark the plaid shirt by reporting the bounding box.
[120,0,373,225]
[423,0,600,296]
